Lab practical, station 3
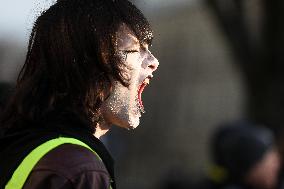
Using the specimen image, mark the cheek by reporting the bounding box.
[100,83,129,124]
[124,53,141,67]
[125,55,145,83]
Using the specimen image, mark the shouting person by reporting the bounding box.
[0,0,159,188]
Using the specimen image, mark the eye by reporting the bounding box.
[123,50,139,53]
[118,50,139,61]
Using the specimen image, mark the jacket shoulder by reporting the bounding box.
[24,143,111,189]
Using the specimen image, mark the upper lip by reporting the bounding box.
[143,75,153,84]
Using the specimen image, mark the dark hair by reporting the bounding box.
[1,0,153,132]
[0,82,13,112]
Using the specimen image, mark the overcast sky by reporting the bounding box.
[0,0,196,42]
[0,0,57,42]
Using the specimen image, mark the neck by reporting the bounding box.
[94,122,111,139]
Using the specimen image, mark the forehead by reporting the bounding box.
[116,24,139,48]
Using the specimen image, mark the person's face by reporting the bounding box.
[100,24,159,129]
[245,148,281,189]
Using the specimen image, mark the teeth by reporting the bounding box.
[143,78,150,85]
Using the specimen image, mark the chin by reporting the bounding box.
[100,104,141,130]
[113,114,141,130]
[100,80,145,130]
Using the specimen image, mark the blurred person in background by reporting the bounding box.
[0,0,159,188]
[198,121,282,189]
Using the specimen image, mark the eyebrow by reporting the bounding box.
[126,34,150,49]
[127,33,139,44]
[118,37,140,50]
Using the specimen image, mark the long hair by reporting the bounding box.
[1,0,153,132]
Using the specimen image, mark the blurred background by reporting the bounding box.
[1,0,284,188]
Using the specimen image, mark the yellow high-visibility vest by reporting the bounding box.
[5,137,112,189]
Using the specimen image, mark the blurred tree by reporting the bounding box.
[206,0,284,135]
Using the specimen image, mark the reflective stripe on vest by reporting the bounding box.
[5,137,112,189]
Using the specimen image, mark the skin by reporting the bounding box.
[95,24,159,138]
[244,148,281,189]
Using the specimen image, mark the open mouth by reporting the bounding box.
[137,76,152,113]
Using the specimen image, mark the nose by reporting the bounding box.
[147,54,159,72]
